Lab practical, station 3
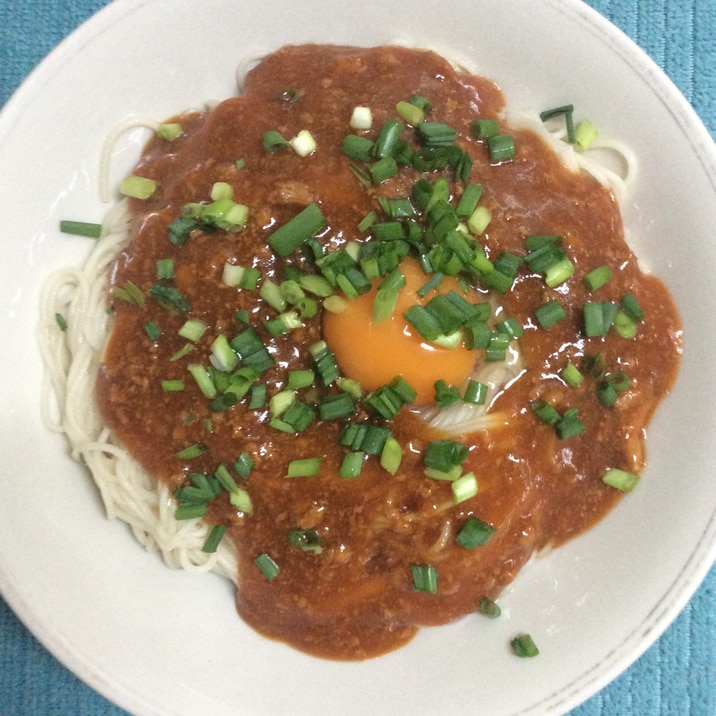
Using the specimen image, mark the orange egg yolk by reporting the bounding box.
[322,259,479,404]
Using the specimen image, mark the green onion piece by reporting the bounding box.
[229,487,253,513]
[452,471,478,504]
[467,205,492,235]
[478,597,501,618]
[496,316,524,340]
[434,380,461,408]
[545,256,575,287]
[535,299,566,328]
[156,258,174,280]
[210,334,239,372]
[562,361,584,388]
[339,451,365,478]
[59,220,102,238]
[112,280,145,306]
[424,439,469,472]
[470,118,499,139]
[285,457,322,478]
[150,284,190,314]
[255,553,280,580]
[161,379,185,392]
[602,468,640,492]
[584,265,612,291]
[574,118,598,150]
[530,400,561,425]
[168,216,196,246]
[174,502,208,520]
[202,524,227,553]
[456,516,496,549]
[396,99,424,126]
[187,364,217,398]
[417,121,458,147]
[342,134,374,162]
[349,105,372,129]
[403,304,442,341]
[540,103,576,143]
[178,318,207,343]
[54,313,68,331]
[233,452,255,480]
[287,529,324,553]
[289,129,317,157]
[175,442,208,460]
[380,437,402,475]
[319,392,355,421]
[555,408,585,439]
[170,343,194,361]
[208,392,238,412]
[463,380,488,404]
[263,130,289,153]
[157,123,183,141]
[613,310,638,339]
[487,134,515,162]
[369,156,399,184]
[511,633,540,658]
[120,175,157,199]
[455,182,484,218]
[417,272,444,297]
[620,293,644,322]
[411,564,438,594]
[287,369,315,390]
[144,321,161,341]
[372,119,404,158]
[268,203,326,258]
[583,301,619,337]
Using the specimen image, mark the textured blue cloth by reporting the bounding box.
[0,1,714,714]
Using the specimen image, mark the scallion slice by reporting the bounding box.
[254,553,280,580]
[59,220,102,238]
[202,524,228,553]
[285,457,322,478]
[456,516,496,549]
[268,203,326,258]
[120,175,157,200]
[411,564,438,594]
[511,633,539,657]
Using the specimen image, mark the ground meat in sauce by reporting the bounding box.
[97,45,681,660]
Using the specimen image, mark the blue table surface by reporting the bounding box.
[1,1,714,714]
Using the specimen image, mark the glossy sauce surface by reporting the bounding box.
[98,45,681,659]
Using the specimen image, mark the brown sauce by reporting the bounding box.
[97,45,681,660]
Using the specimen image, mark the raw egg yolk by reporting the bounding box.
[322,258,478,404]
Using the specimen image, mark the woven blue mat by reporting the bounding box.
[0,1,714,714]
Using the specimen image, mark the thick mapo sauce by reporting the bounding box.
[97,45,681,659]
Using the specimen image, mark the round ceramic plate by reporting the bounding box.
[0,0,714,714]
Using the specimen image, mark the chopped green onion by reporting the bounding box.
[486,134,515,162]
[156,258,174,280]
[268,203,326,258]
[602,468,640,492]
[620,293,644,322]
[120,175,157,199]
[562,361,584,388]
[161,379,185,392]
[287,529,324,553]
[319,392,356,421]
[456,516,496,549]
[285,457,322,478]
[349,105,372,130]
[54,313,68,331]
[157,123,183,141]
[574,118,598,151]
[470,118,499,139]
[452,471,478,504]
[59,220,102,238]
[380,437,402,475]
[263,130,289,153]
[178,318,207,343]
[395,99,424,126]
[255,553,280,580]
[467,205,492,235]
[535,299,566,328]
[339,451,365,478]
[530,400,561,425]
[411,564,438,594]
[368,156,399,184]
[584,265,612,291]
[174,442,208,460]
[174,502,208,520]
[233,452,255,479]
[202,524,227,553]
[150,284,190,314]
[583,301,619,337]
[229,487,253,513]
[424,439,469,473]
[463,380,488,404]
[289,129,317,157]
[112,280,145,306]
[613,310,638,339]
[555,408,585,439]
[540,103,576,143]
[511,633,539,658]
[478,597,501,618]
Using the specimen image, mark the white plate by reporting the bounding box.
[0,0,714,714]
